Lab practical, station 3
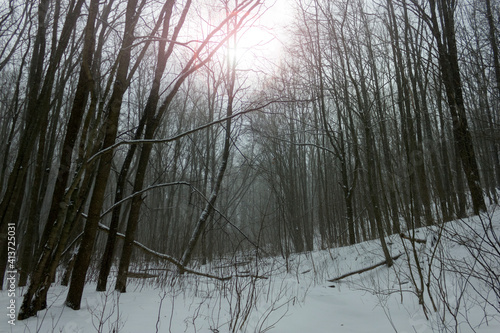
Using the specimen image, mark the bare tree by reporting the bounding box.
[412,0,486,214]
[0,0,87,288]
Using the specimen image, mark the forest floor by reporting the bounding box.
[2,207,500,332]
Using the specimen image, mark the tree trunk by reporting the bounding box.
[426,0,486,214]
[97,0,178,293]
[485,0,500,189]
[180,17,238,266]
[65,0,139,310]
[114,0,193,292]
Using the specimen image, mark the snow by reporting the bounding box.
[2,209,500,333]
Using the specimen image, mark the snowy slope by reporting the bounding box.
[2,208,499,332]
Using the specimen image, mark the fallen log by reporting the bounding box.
[399,233,427,244]
[126,271,158,279]
[327,253,403,282]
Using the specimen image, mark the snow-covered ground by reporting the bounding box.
[3,208,500,332]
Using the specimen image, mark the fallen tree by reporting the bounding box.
[328,253,403,283]
[399,233,427,244]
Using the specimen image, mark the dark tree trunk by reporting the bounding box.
[65,0,139,310]
[114,0,192,292]
[485,0,500,189]
[426,0,486,214]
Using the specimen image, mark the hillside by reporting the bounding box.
[3,208,500,332]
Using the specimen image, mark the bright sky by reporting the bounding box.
[176,0,292,71]
[231,0,293,66]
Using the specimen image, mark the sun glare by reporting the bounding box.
[227,22,279,66]
[184,0,290,71]
[228,0,292,68]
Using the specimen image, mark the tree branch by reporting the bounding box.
[87,100,278,165]
[96,223,230,280]
[96,223,267,281]
[99,181,200,218]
